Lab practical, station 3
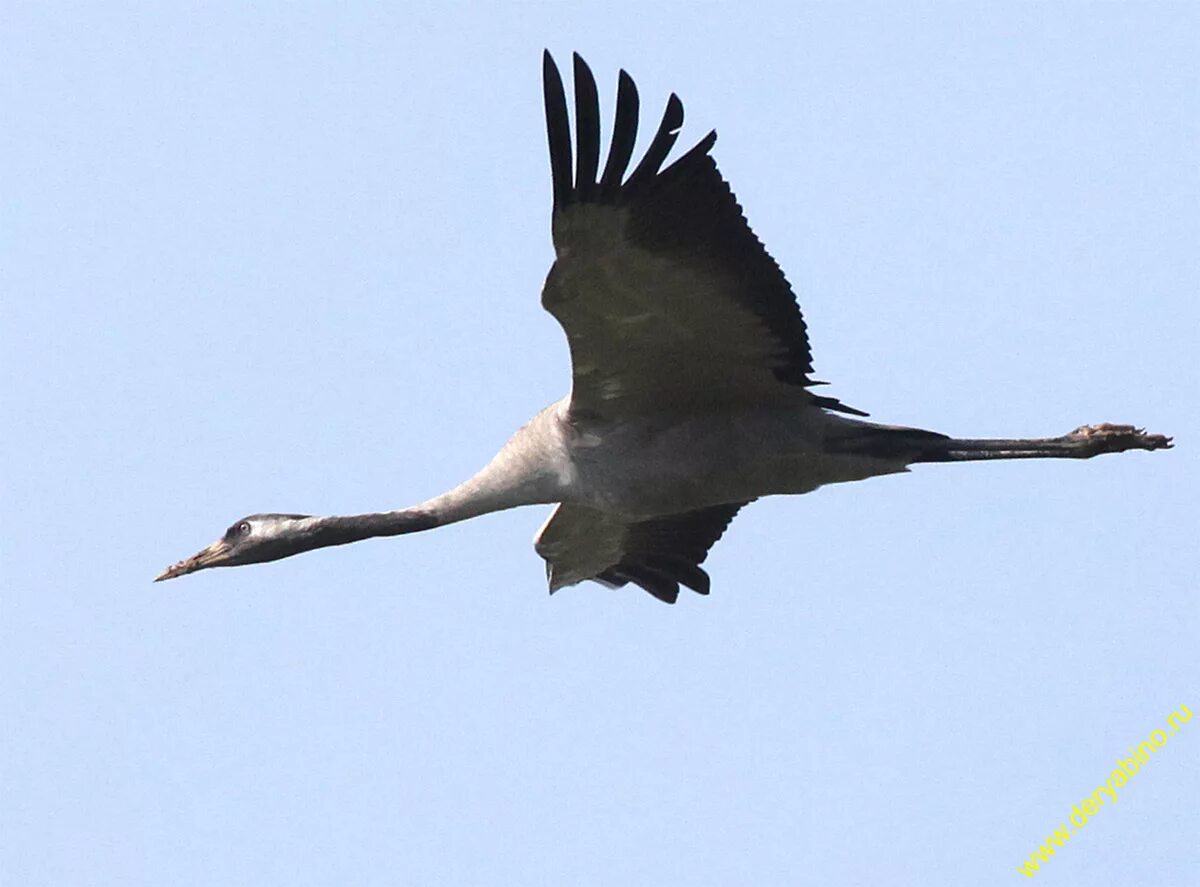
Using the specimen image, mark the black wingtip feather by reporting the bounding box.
[599,70,640,201]
[660,129,717,179]
[624,93,685,193]
[543,52,573,211]
[571,54,601,202]
[546,57,710,207]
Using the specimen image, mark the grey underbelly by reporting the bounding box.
[564,422,908,516]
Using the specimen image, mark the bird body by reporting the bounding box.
[156,52,1170,603]
[442,397,911,519]
[552,403,909,515]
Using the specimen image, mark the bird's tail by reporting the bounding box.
[826,421,951,461]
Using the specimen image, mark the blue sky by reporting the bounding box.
[3,4,1197,885]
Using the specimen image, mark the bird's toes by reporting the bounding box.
[1140,433,1174,450]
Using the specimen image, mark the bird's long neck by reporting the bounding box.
[301,416,568,550]
[303,478,546,549]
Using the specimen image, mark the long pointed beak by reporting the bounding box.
[155,538,233,582]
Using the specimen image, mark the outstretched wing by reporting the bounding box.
[541,52,863,420]
[534,501,750,604]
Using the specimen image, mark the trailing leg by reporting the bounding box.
[829,422,1171,464]
[913,423,1172,463]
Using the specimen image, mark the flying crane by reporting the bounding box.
[157,53,1171,602]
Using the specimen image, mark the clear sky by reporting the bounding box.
[3,4,1197,886]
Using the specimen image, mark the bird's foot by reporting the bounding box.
[1066,423,1173,455]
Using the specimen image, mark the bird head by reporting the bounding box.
[155,514,316,581]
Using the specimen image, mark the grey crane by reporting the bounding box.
[156,53,1171,603]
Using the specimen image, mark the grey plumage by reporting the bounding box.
[156,52,1171,602]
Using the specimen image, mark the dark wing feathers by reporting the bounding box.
[623,93,685,194]
[598,69,639,200]
[597,564,683,605]
[571,54,601,202]
[630,139,814,377]
[540,51,864,417]
[536,502,749,604]
[542,52,573,211]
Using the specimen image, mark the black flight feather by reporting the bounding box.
[624,93,684,193]
[542,50,573,211]
[599,70,639,200]
[571,54,601,202]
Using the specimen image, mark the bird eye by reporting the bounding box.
[238,522,251,535]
